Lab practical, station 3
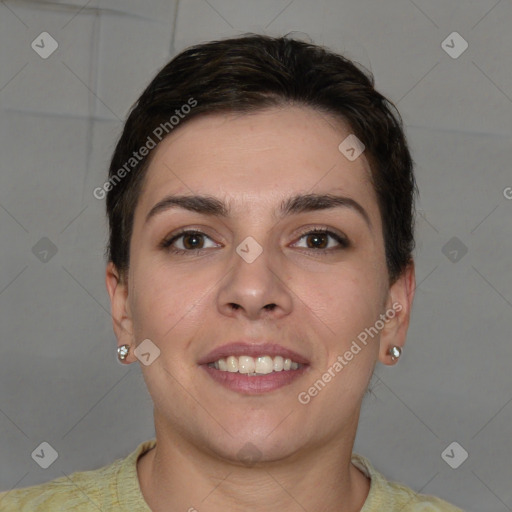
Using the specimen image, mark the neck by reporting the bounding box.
[137,422,371,512]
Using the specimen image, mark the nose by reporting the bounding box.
[216,243,293,321]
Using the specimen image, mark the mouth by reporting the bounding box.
[198,342,310,394]
[207,355,304,375]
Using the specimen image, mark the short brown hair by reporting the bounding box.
[105,33,417,284]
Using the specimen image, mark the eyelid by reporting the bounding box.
[159,228,221,251]
[291,226,350,249]
[160,225,350,253]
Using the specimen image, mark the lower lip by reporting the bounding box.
[201,364,309,394]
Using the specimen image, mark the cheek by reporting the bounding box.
[297,262,385,334]
[303,273,381,388]
[128,260,207,341]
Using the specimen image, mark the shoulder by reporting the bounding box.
[0,457,124,512]
[351,453,466,512]
[0,438,160,512]
[383,479,466,511]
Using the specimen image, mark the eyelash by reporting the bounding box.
[159,227,350,255]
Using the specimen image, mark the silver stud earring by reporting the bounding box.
[117,344,130,361]
[389,346,402,362]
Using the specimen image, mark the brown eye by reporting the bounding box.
[293,229,349,251]
[181,232,205,250]
[305,232,329,249]
[160,230,219,254]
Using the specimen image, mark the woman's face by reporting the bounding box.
[108,105,414,462]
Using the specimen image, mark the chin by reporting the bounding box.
[210,437,300,466]
[204,421,309,464]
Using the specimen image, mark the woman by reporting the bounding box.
[0,34,465,511]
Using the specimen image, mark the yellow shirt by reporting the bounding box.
[0,438,465,511]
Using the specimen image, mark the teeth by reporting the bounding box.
[226,356,238,372]
[208,355,303,374]
[255,356,273,374]
[273,355,284,371]
[238,356,255,374]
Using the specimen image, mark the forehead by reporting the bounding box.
[135,105,378,221]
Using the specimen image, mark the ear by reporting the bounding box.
[378,260,416,365]
[105,262,137,364]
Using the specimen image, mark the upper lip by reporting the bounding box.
[198,342,310,365]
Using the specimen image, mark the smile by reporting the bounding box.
[207,355,303,375]
[199,341,310,394]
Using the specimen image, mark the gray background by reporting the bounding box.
[1,1,511,510]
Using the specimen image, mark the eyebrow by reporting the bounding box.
[145,193,372,231]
